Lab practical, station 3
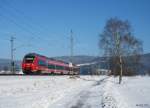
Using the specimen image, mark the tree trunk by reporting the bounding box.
[119,55,123,84]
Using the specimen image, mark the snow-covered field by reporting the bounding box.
[0,76,106,108]
[0,75,149,108]
[103,76,150,108]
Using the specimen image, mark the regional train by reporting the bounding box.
[22,53,79,75]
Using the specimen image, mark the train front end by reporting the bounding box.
[22,54,38,74]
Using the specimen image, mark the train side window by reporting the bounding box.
[48,64,55,69]
[56,65,64,70]
[38,60,46,67]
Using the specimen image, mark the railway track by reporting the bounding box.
[0,73,83,77]
[0,74,73,76]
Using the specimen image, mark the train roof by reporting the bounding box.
[24,53,70,64]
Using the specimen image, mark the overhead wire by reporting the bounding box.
[0,2,52,47]
[1,0,50,34]
[0,0,72,56]
[0,0,69,47]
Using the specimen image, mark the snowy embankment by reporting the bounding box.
[0,75,149,108]
[0,76,105,108]
[102,76,150,108]
[0,70,23,74]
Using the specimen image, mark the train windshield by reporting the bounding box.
[24,55,35,63]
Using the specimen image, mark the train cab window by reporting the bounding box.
[38,60,46,67]
[24,56,35,63]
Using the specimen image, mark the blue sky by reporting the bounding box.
[0,0,150,60]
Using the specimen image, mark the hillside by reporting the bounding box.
[53,55,98,64]
[0,53,150,75]
[0,59,21,71]
[141,53,150,67]
[0,55,97,71]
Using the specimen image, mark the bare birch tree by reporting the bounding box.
[99,18,143,84]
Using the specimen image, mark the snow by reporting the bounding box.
[0,70,23,74]
[18,71,24,74]
[50,77,108,108]
[77,62,97,66]
[0,75,150,108]
[0,76,106,108]
[102,76,150,108]
[0,70,12,74]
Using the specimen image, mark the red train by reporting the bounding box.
[22,53,79,75]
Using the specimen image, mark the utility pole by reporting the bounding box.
[70,30,73,63]
[10,36,15,74]
[70,30,74,75]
